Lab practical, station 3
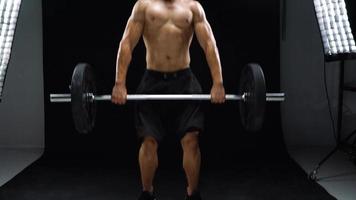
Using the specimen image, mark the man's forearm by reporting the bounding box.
[115,41,132,85]
[205,43,223,84]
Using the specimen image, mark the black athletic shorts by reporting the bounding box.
[134,67,204,143]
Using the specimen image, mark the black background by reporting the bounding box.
[43,0,308,169]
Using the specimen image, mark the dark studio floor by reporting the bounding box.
[0,151,336,200]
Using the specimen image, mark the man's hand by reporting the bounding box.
[210,83,225,104]
[111,83,127,105]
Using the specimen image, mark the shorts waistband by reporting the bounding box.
[145,67,191,80]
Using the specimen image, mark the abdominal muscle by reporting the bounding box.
[143,23,194,72]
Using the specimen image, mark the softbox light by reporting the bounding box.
[0,0,22,100]
[314,0,356,59]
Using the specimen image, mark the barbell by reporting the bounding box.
[50,63,285,134]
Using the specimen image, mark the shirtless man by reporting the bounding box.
[111,0,225,199]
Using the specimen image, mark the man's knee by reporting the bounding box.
[141,136,158,155]
[181,132,200,152]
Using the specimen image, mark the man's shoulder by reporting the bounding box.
[187,0,203,12]
[185,0,199,6]
[187,0,204,18]
[136,0,150,4]
[135,0,151,10]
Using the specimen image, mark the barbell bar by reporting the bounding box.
[50,63,285,134]
[50,93,285,103]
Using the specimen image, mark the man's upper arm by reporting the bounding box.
[192,1,216,51]
[121,0,147,49]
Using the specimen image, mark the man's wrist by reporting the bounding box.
[213,81,223,86]
[115,81,126,86]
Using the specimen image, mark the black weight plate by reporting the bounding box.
[71,63,97,134]
[238,63,266,132]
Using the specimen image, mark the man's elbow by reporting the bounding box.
[204,40,217,54]
[119,39,133,54]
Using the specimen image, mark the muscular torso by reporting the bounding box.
[113,0,224,104]
[143,0,194,72]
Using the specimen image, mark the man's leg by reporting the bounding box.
[139,136,159,193]
[181,132,201,196]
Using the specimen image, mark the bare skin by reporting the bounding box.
[111,0,225,196]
